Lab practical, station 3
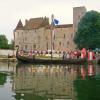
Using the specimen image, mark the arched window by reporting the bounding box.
[67,41,69,45]
[64,34,65,39]
[59,42,61,46]
[33,44,36,50]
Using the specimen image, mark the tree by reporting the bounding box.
[8,39,14,50]
[0,34,8,49]
[74,10,100,49]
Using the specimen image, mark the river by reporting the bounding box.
[0,62,100,100]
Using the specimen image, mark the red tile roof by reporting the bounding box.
[15,17,73,31]
[24,17,49,29]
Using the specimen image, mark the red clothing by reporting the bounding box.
[28,50,33,57]
[81,48,87,58]
[81,52,86,58]
[88,51,95,61]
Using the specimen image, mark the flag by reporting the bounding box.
[53,19,59,25]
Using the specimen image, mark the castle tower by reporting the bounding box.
[73,6,86,33]
[15,19,23,30]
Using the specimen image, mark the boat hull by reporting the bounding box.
[16,55,86,65]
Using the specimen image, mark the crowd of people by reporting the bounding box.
[18,48,97,61]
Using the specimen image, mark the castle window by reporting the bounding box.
[59,42,61,46]
[64,34,65,39]
[25,37,27,41]
[67,41,69,45]
[33,44,36,50]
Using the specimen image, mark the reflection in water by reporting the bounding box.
[80,65,86,80]
[13,64,79,100]
[74,63,100,100]
[0,62,16,100]
[0,62,100,100]
[80,63,95,80]
[0,62,16,86]
[0,72,7,85]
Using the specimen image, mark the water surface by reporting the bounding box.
[0,62,100,100]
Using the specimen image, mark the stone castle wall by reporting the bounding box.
[14,6,86,52]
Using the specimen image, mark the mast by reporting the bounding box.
[51,14,54,61]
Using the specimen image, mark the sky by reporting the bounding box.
[0,0,100,43]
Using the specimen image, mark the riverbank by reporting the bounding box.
[0,49,17,62]
[0,55,17,62]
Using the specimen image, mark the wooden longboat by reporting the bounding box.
[16,53,86,65]
[16,45,86,64]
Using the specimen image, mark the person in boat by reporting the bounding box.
[66,51,70,58]
[74,50,81,59]
[62,51,67,59]
[18,49,24,56]
[88,49,95,61]
[73,51,77,59]
[81,48,87,59]
[70,51,75,59]
[46,50,48,54]
[74,50,80,59]
[43,51,46,56]
[28,50,33,58]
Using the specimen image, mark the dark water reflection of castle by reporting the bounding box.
[13,64,79,100]
[12,63,100,100]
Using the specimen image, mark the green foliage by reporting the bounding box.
[74,10,100,49]
[0,73,7,85]
[8,39,14,50]
[0,34,14,49]
[0,34,8,49]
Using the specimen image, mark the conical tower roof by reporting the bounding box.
[15,20,23,30]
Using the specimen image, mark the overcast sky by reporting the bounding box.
[0,0,100,43]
